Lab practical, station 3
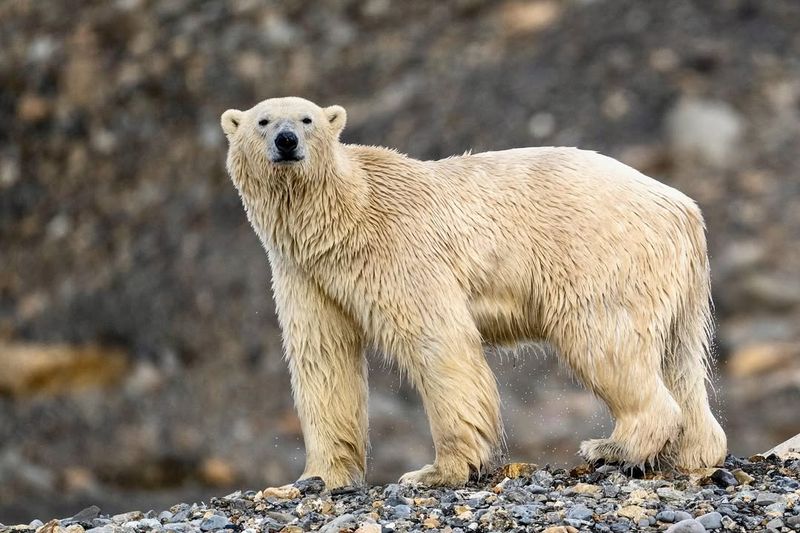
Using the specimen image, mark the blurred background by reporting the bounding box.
[1,0,799,523]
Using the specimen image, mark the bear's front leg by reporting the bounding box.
[396,304,503,487]
[271,257,368,489]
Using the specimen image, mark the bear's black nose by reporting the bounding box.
[275,131,298,153]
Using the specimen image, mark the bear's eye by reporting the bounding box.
[302,117,312,124]
[258,119,269,126]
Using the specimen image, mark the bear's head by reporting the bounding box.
[221,97,346,186]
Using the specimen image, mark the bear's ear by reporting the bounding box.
[221,109,243,136]
[324,105,347,135]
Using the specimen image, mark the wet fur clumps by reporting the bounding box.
[221,96,727,488]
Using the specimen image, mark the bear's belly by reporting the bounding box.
[469,291,542,345]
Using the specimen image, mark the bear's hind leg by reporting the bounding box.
[566,338,683,469]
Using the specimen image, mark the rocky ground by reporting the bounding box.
[3,455,799,533]
[2,0,800,522]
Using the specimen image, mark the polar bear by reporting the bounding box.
[220,96,727,488]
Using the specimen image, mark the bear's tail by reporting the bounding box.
[661,214,727,469]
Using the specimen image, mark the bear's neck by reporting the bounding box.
[247,146,368,267]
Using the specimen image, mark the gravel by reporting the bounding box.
[5,455,799,532]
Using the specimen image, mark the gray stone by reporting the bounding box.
[511,504,538,525]
[696,512,722,529]
[140,518,162,529]
[609,521,631,533]
[526,484,548,494]
[199,514,230,531]
[85,527,115,533]
[163,524,192,532]
[29,520,44,529]
[657,487,686,501]
[391,505,412,519]
[265,511,294,524]
[710,469,738,488]
[294,476,326,495]
[674,511,693,522]
[65,505,101,524]
[172,509,192,522]
[532,470,554,487]
[666,518,707,533]
[112,511,143,524]
[756,492,783,506]
[319,513,357,533]
[657,510,676,523]
[785,515,800,527]
[159,511,174,521]
[765,517,784,530]
[764,502,786,515]
[383,483,409,506]
[566,504,593,521]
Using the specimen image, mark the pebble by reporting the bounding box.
[391,504,412,519]
[511,504,538,525]
[609,521,630,532]
[294,476,326,495]
[657,509,676,523]
[732,469,754,485]
[111,511,143,524]
[657,486,686,501]
[565,503,593,521]
[696,511,722,529]
[163,524,191,532]
[618,505,647,522]
[756,491,783,506]
[765,517,783,530]
[710,469,738,488]
[320,513,357,533]
[763,501,786,516]
[65,506,102,525]
[140,518,162,529]
[199,514,230,530]
[565,482,601,496]
[666,518,707,533]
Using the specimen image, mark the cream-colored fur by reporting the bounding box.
[221,97,727,488]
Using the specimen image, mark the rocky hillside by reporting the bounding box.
[1,0,799,523]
